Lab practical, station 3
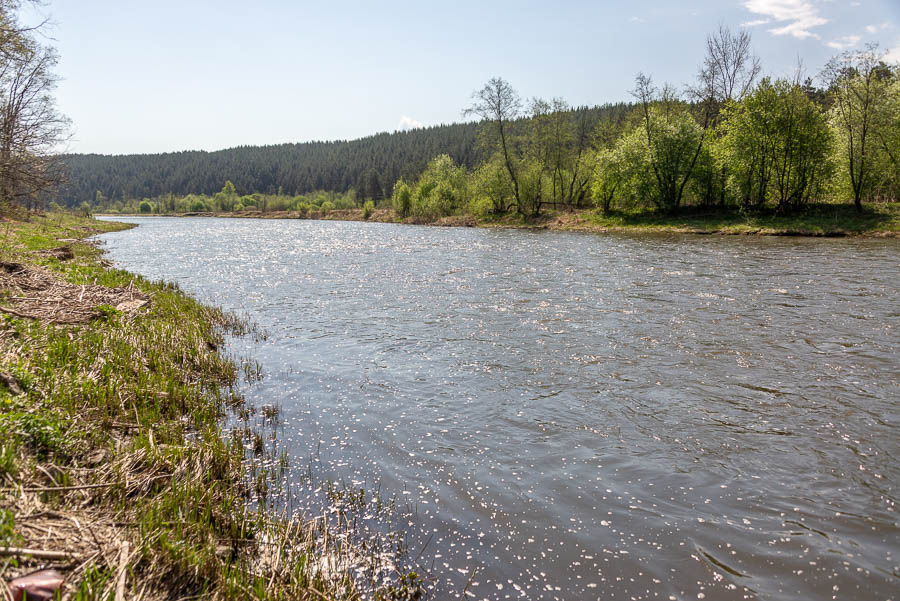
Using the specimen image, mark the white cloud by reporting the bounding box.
[826,34,861,49]
[864,22,889,34]
[743,0,828,39]
[397,115,423,131]
[886,42,900,64]
[742,18,772,26]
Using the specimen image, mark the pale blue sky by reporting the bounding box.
[26,0,900,155]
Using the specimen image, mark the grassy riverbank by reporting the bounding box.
[0,213,414,600]
[105,201,900,237]
[485,202,900,236]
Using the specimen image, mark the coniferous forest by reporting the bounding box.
[59,123,479,204]
[59,105,632,208]
[59,30,899,232]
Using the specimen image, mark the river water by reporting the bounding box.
[98,217,898,601]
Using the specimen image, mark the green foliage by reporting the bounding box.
[0,509,19,548]
[392,179,412,218]
[62,123,483,207]
[139,200,153,213]
[58,38,900,224]
[362,200,374,219]
[73,565,114,601]
[0,404,69,461]
[470,156,514,216]
[591,147,627,213]
[515,158,545,218]
[824,47,898,207]
[410,154,468,220]
[332,189,357,210]
[721,78,834,211]
[634,102,705,212]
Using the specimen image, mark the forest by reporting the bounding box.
[72,29,898,223]
[60,104,631,210]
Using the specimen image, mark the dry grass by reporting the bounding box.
[0,212,422,601]
[0,261,149,324]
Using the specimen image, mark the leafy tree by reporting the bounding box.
[524,98,597,213]
[410,154,467,220]
[470,155,514,215]
[721,77,833,211]
[391,179,412,218]
[213,180,238,211]
[869,70,900,199]
[0,4,69,213]
[690,26,761,207]
[822,44,895,209]
[590,147,627,213]
[139,200,152,213]
[465,77,523,212]
[630,74,705,212]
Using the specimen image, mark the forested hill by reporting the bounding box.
[59,122,479,206]
[59,103,632,206]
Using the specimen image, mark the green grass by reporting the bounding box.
[0,211,418,600]
[563,202,900,235]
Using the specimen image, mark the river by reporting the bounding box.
[98,217,898,601]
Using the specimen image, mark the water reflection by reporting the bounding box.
[99,217,899,601]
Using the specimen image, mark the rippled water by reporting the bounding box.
[98,217,899,601]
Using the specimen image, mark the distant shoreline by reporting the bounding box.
[95,204,900,238]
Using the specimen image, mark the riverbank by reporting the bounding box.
[0,213,414,600]
[100,202,900,237]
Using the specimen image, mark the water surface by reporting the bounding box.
[99,217,899,601]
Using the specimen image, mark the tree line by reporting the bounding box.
[391,30,898,222]
[65,104,631,211]
[61,124,479,207]
[76,28,898,221]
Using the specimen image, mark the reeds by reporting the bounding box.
[0,213,423,600]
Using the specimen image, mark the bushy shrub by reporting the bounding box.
[392,180,412,218]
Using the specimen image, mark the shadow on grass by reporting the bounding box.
[585,202,900,235]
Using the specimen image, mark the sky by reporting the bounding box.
[23,0,900,155]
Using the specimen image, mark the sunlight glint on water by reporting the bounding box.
[99,217,899,601]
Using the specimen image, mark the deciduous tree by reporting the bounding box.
[0,2,68,212]
[465,77,522,212]
[822,44,894,209]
